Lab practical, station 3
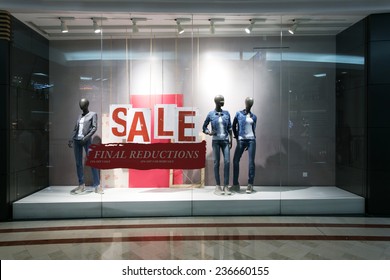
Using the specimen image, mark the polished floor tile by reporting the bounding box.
[1,216,390,260]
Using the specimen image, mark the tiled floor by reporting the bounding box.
[1,216,390,260]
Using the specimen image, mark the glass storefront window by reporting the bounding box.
[11,12,363,219]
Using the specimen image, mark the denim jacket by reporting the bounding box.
[232,110,257,139]
[202,110,232,141]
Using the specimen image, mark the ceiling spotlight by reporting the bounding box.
[59,17,73,33]
[288,20,298,34]
[177,24,184,34]
[210,21,215,34]
[92,19,101,33]
[175,18,191,35]
[131,18,147,34]
[60,20,68,33]
[175,20,184,34]
[132,21,139,33]
[209,18,224,34]
[245,19,256,34]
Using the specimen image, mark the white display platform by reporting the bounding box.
[12,186,365,219]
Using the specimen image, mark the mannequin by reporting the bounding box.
[231,97,257,194]
[202,95,233,195]
[68,98,102,194]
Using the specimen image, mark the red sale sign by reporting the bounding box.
[109,104,198,143]
[96,102,202,172]
[86,141,206,170]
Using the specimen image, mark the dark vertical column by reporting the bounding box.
[9,17,50,210]
[0,10,11,220]
[336,13,390,215]
[336,19,367,198]
[366,14,390,214]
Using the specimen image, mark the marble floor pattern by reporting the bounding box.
[1,216,390,260]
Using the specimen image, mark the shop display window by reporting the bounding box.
[10,14,365,219]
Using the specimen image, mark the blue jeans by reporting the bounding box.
[73,139,100,187]
[212,140,230,186]
[233,139,256,185]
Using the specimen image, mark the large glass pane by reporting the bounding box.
[281,16,336,187]
[251,21,283,187]
[49,37,104,187]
